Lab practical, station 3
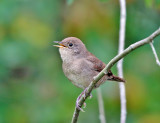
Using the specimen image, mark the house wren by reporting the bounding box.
[54,37,125,110]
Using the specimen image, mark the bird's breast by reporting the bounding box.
[62,60,93,89]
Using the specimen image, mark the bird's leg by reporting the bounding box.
[83,88,92,99]
[76,90,86,112]
[76,88,93,112]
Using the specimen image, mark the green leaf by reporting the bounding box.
[67,0,74,5]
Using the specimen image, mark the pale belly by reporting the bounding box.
[67,72,91,89]
[62,59,107,89]
[66,72,107,89]
[62,62,94,89]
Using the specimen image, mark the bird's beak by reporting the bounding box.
[53,41,65,48]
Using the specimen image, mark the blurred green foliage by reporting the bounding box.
[0,0,160,122]
[67,0,75,5]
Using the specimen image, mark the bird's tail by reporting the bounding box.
[106,70,125,82]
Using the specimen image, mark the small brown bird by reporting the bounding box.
[54,37,125,110]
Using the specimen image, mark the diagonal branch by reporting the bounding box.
[150,42,160,66]
[71,27,160,123]
[117,0,127,123]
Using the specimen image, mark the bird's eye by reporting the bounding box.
[68,43,73,47]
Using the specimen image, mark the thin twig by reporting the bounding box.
[150,42,160,66]
[117,0,127,123]
[71,27,160,123]
[97,88,106,123]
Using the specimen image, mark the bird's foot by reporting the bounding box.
[76,88,92,112]
[83,88,88,99]
[83,88,92,99]
[76,98,85,112]
[76,91,86,112]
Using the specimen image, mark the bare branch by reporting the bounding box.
[117,0,127,123]
[150,42,160,66]
[97,88,106,123]
[71,27,160,123]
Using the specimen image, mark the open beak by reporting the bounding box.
[53,41,66,48]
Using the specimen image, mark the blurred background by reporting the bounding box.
[0,0,160,122]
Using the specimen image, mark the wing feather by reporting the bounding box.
[86,53,106,72]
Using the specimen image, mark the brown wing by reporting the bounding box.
[86,52,106,72]
[86,52,125,82]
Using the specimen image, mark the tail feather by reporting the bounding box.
[107,70,125,82]
[108,75,125,82]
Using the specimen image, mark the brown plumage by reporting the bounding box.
[54,37,125,89]
[86,52,125,88]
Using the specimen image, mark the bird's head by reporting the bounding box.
[54,37,87,62]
